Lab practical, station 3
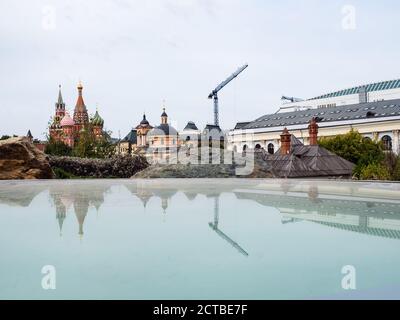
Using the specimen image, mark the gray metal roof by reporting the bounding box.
[309,79,400,101]
[122,129,137,144]
[204,124,222,132]
[234,122,250,129]
[149,124,178,136]
[242,99,400,130]
[183,121,198,131]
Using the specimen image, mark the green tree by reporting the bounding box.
[72,125,115,159]
[319,130,385,178]
[45,137,72,156]
[0,135,11,140]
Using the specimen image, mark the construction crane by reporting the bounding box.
[208,64,248,126]
[208,197,249,257]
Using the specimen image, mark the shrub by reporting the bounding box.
[392,156,400,181]
[319,130,385,178]
[52,167,75,179]
[359,163,391,180]
[45,138,72,156]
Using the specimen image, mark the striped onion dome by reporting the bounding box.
[91,110,104,126]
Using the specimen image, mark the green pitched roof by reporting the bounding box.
[309,79,400,101]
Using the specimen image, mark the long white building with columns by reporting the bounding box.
[228,79,400,155]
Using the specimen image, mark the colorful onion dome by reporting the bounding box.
[91,110,104,126]
[60,112,75,127]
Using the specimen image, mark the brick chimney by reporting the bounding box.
[280,127,291,155]
[308,117,319,145]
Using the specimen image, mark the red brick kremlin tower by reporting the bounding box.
[73,81,89,132]
[49,85,66,140]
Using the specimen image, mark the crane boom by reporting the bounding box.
[208,64,248,126]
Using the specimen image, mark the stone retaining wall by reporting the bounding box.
[49,155,148,178]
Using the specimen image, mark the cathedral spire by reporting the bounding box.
[55,85,65,112]
[75,81,86,112]
[73,81,89,126]
[57,85,64,105]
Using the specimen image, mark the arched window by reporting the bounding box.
[381,135,392,151]
[186,136,191,141]
[243,145,248,152]
[255,144,261,149]
[363,136,372,142]
[233,145,238,153]
[267,143,275,154]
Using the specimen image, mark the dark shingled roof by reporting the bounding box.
[264,139,355,178]
[122,129,137,144]
[242,99,400,130]
[183,121,199,131]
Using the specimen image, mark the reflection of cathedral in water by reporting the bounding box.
[49,183,111,238]
[47,180,400,250]
[2,180,399,244]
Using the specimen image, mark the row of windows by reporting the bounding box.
[317,103,337,109]
[152,138,176,145]
[236,135,394,154]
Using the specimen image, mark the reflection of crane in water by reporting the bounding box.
[208,197,249,257]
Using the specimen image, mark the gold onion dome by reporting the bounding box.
[91,110,104,126]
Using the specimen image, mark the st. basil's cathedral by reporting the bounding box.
[49,81,104,147]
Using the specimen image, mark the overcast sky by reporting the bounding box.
[1,0,400,139]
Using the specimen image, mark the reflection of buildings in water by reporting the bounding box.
[0,184,47,207]
[209,196,249,257]
[123,180,238,213]
[49,183,111,238]
[124,181,248,255]
[124,182,178,214]
[53,195,67,236]
[183,192,197,201]
[234,184,400,240]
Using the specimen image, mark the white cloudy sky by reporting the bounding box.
[1,0,399,139]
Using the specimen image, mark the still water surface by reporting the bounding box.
[0,179,399,300]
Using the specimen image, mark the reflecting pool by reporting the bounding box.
[0,179,400,300]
